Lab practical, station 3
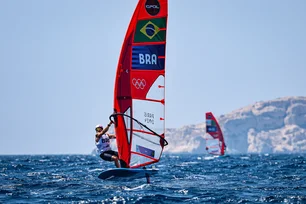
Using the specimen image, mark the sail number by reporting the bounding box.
[144,112,154,124]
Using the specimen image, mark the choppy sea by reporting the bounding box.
[1,154,305,203]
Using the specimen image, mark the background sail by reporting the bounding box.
[205,112,226,156]
[113,0,168,168]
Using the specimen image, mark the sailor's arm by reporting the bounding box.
[107,133,116,139]
[101,122,113,135]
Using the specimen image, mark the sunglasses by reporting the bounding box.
[95,127,103,132]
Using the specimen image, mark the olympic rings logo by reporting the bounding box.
[132,78,146,89]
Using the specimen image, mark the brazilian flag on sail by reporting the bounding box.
[134,18,167,43]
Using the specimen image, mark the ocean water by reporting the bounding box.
[0,154,305,203]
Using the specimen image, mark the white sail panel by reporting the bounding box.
[132,99,164,135]
[206,138,221,155]
[130,154,152,167]
[146,75,165,100]
[130,131,162,167]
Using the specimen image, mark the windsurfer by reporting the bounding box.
[95,122,120,168]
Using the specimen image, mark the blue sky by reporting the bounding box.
[0,0,305,154]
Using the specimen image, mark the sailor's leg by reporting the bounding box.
[111,155,120,168]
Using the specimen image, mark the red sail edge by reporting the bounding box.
[113,0,168,168]
[205,112,226,156]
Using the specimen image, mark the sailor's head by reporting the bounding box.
[95,124,103,132]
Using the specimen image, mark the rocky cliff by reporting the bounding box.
[164,96,306,154]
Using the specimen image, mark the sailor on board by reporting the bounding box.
[95,122,120,168]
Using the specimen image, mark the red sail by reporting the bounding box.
[205,112,226,156]
[113,0,168,168]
